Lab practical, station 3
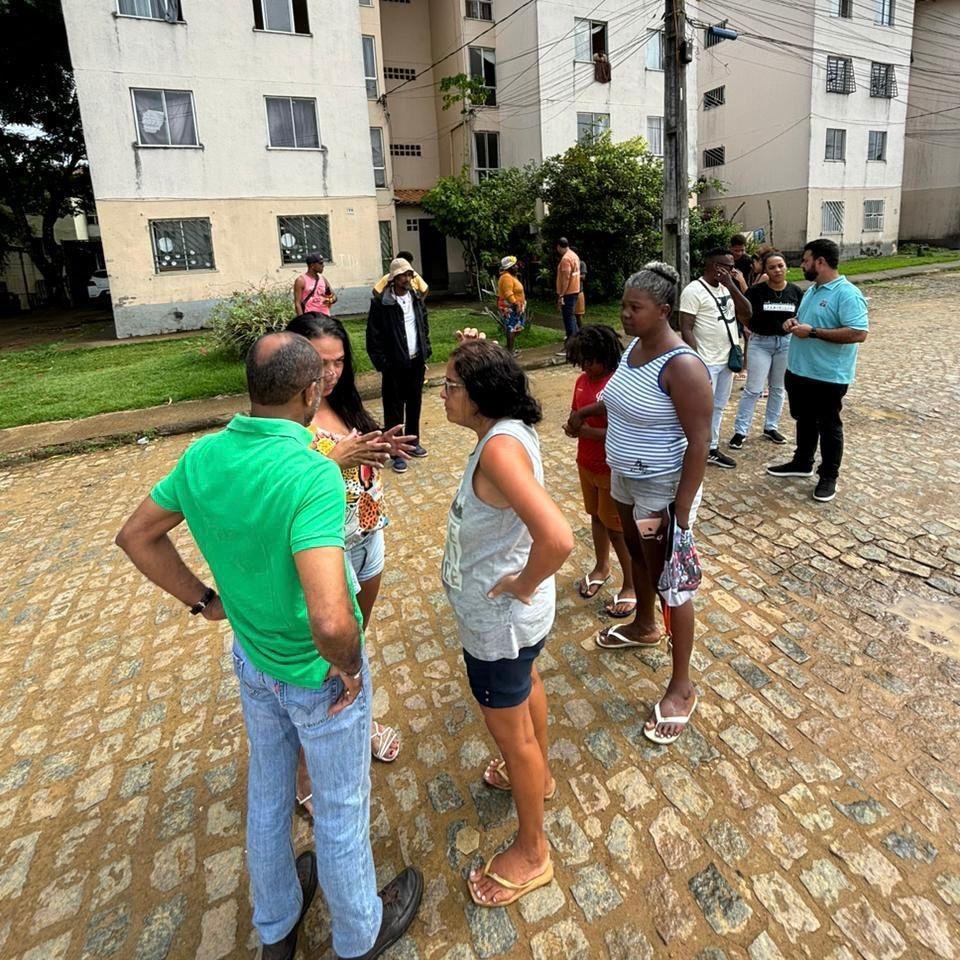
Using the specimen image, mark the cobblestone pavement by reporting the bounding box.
[2,272,960,960]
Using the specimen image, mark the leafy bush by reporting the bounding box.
[209,283,295,357]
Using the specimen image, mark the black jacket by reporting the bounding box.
[365,285,432,372]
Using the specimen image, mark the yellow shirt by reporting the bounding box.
[497,273,525,310]
[373,272,429,296]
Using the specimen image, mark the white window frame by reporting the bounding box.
[576,112,610,142]
[646,116,664,157]
[256,0,307,34]
[825,127,846,161]
[465,0,493,20]
[117,0,181,20]
[863,199,885,231]
[821,200,845,234]
[131,88,199,147]
[468,46,497,106]
[645,30,664,70]
[264,96,320,149]
[474,130,500,182]
[874,0,894,26]
[150,217,215,273]
[362,36,379,99]
[867,130,887,161]
[370,127,387,188]
[574,18,608,62]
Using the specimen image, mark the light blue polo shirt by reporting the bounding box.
[787,276,868,385]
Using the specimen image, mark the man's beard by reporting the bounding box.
[803,266,818,281]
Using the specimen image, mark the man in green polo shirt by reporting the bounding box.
[766,238,869,503]
[115,333,421,960]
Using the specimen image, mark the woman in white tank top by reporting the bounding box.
[567,262,713,746]
[441,338,574,909]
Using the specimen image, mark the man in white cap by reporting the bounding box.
[366,258,431,472]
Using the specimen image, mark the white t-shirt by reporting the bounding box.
[396,291,418,358]
[679,278,739,366]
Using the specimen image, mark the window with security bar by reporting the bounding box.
[118,0,182,20]
[469,47,497,105]
[826,56,855,94]
[466,0,493,20]
[825,128,846,161]
[863,200,884,231]
[703,145,725,167]
[151,219,215,272]
[703,86,725,109]
[874,0,894,25]
[867,130,887,161]
[132,88,198,146]
[265,97,319,148]
[277,215,332,263]
[821,201,844,234]
[870,63,897,98]
[577,112,610,142]
[833,0,851,17]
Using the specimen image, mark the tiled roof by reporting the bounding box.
[394,188,429,204]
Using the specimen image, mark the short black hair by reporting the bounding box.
[803,238,840,268]
[246,332,320,405]
[706,248,731,261]
[566,324,623,373]
[557,237,569,249]
[730,234,747,247]
[396,250,414,263]
[452,340,542,425]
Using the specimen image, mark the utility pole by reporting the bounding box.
[662,0,691,288]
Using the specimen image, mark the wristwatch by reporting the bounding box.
[190,587,217,615]
[809,327,818,339]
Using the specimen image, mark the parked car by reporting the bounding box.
[87,270,110,302]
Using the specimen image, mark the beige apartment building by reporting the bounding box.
[900,0,960,244]
[61,0,690,335]
[696,0,914,256]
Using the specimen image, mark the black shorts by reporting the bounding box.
[463,638,546,709]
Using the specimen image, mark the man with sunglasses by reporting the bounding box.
[115,332,422,960]
[679,250,752,469]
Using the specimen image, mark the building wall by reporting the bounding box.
[61,0,385,336]
[900,0,960,243]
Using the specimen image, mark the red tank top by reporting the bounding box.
[300,272,331,315]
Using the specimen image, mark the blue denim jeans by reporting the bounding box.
[232,638,382,957]
[733,334,790,436]
[705,362,735,448]
[560,292,580,337]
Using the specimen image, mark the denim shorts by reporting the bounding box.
[463,637,546,709]
[347,529,385,584]
[503,305,525,334]
[611,470,702,525]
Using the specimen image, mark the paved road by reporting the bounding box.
[1,272,959,959]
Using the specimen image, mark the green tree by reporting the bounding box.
[421,165,540,297]
[689,179,740,275]
[538,135,663,299]
[0,0,93,304]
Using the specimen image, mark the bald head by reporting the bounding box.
[246,332,321,406]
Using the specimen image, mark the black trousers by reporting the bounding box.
[784,370,849,480]
[381,359,426,441]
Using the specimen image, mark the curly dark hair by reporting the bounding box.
[565,323,623,372]
[285,313,379,433]
[451,340,542,425]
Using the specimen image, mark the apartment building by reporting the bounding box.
[900,0,960,244]
[62,0,392,337]
[697,0,913,256]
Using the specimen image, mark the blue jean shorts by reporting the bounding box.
[503,305,526,334]
[463,637,546,708]
[347,528,385,584]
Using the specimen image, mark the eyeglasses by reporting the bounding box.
[442,378,465,390]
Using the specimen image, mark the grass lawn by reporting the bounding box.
[0,304,564,429]
[785,250,959,282]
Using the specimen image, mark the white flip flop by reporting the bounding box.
[642,694,699,745]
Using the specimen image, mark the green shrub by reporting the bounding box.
[210,283,294,357]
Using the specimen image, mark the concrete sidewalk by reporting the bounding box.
[0,343,568,465]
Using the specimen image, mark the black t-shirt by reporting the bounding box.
[732,255,753,281]
[746,282,804,336]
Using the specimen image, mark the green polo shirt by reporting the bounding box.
[150,414,360,688]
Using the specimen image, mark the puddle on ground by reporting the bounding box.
[888,593,960,659]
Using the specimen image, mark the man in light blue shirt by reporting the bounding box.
[766,238,868,502]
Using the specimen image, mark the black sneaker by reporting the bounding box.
[340,867,424,960]
[728,433,746,450]
[262,851,318,960]
[766,461,815,478]
[410,445,428,458]
[392,457,407,473]
[763,428,787,445]
[813,477,837,502]
[708,448,736,469]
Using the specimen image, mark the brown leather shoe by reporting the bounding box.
[261,851,318,960]
[338,866,423,960]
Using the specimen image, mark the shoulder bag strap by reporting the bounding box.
[699,280,737,347]
[300,275,322,312]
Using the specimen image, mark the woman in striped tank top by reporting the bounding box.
[567,262,713,745]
